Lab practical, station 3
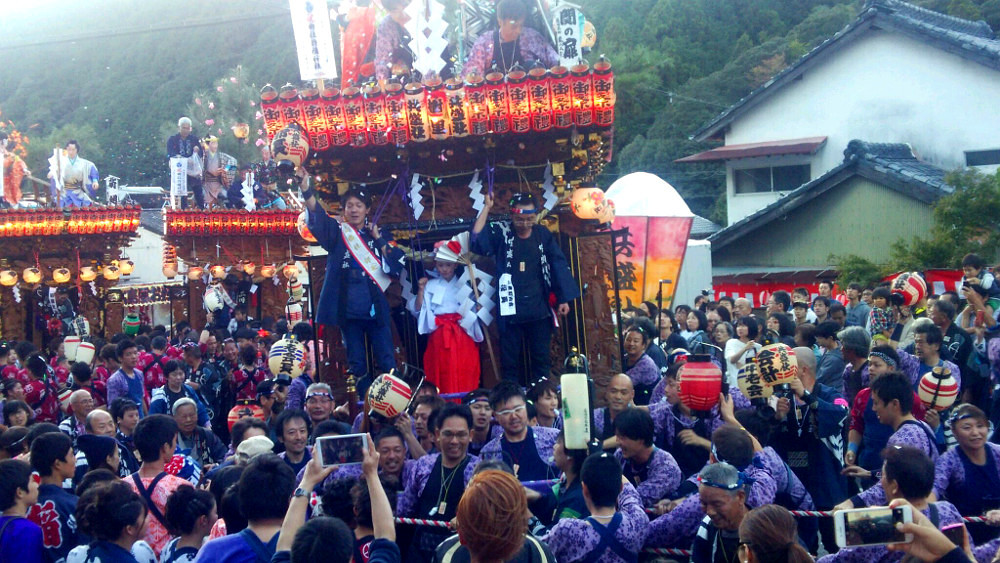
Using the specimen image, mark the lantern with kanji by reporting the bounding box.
[271,123,310,168]
[286,299,304,324]
[260,84,285,139]
[52,268,71,284]
[367,372,415,418]
[384,80,410,145]
[737,361,772,406]
[0,269,16,286]
[569,185,608,220]
[485,70,510,134]
[268,335,307,379]
[678,354,724,414]
[321,85,350,147]
[424,74,450,140]
[404,81,429,143]
[278,83,304,126]
[570,62,594,127]
[300,86,331,152]
[549,65,573,128]
[363,83,389,146]
[592,56,616,127]
[891,271,927,307]
[918,366,959,411]
[445,78,470,138]
[506,66,531,134]
[755,344,797,389]
[204,283,226,312]
[228,402,266,431]
[465,72,489,136]
[342,86,369,147]
[527,65,552,132]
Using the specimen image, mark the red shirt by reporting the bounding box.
[138,352,168,395]
[1,364,25,384]
[850,387,928,433]
[93,365,111,384]
[231,366,266,401]
[23,378,60,423]
[76,380,108,408]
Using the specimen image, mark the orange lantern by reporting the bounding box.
[485,70,510,134]
[756,344,798,388]
[188,266,204,280]
[592,57,615,128]
[527,65,552,132]
[384,80,410,145]
[404,81,429,143]
[678,355,724,413]
[282,263,299,279]
[299,86,331,152]
[103,265,121,281]
[119,259,135,276]
[570,62,594,127]
[260,264,277,278]
[0,269,17,287]
[342,86,368,147]
[242,261,256,276]
[424,74,449,140]
[162,264,178,279]
[465,72,489,136]
[260,84,285,139]
[210,265,227,279]
[445,78,469,138]
[297,211,317,243]
[363,83,389,146]
[278,83,304,126]
[321,85,350,147]
[506,66,531,134]
[231,122,250,139]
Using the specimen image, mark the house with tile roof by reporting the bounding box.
[678,0,1000,227]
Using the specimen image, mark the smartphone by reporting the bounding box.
[976,310,985,327]
[315,433,368,467]
[834,505,913,548]
[941,523,967,548]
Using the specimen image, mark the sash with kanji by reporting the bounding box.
[341,224,392,292]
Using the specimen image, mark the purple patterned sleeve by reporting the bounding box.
[463,32,493,77]
[375,17,401,81]
[975,537,1000,563]
[479,436,502,461]
[645,493,704,548]
[637,449,682,506]
[107,372,128,407]
[517,28,558,68]
[935,448,963,500]
[745,465,777,508]
[396,454,435,516]
[627,354,660,387]
[649,402,672,444]
[650,378,668,405]
[533,427,560,467]
[593,407,606,437]
[286,377,307,411]
[542,483,648,560]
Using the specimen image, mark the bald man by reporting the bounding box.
[74,408,140,480]
[595,374,634,451]
[733,298,752,320]
[59,389,94,442]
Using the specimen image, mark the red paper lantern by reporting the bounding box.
[445,78,470,138]
[424,74,450,140]
[756,344,798,387]
[321,85,350,147]
[300,86,331,152]
[485,70,511,134]
[891,272,927,307]
[260,84,285,139]
[678,355,724,413]
[363,83,389,146]
[404,81,429,143]
[278,83,304,126]
[549,65,573,129]
[528,65,552,132]
[465,72,489,136]
[592,56,616,127]
[570,62,594,127]
[506,66,531,134]
[342,86,369,147]
[384,80,410,145]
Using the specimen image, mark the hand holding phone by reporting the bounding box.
[315,433,369,467]
[835,505,913,548]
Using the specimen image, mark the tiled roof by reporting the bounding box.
[692,0,1000,142]
[676,137,827,163]
[140,208,165,236]
[707,140,952,250]
[690,215,722,239]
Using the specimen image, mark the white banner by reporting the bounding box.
[289,0,339,81]
[553,6,585,66]
[169,157,188,202]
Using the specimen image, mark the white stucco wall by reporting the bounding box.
[722,29,1000,224]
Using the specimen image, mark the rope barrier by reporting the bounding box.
[644,507,992,524]
[394,517,453,528]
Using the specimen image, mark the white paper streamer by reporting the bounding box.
[468,171,485,213]
[400,269,418,315]
[409,175,425,220]
[89,281,97,296]
[404,0,450,77]
[242,172,256,211]
[13,286,21,303]
[541,162,558,211]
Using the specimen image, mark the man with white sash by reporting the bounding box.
[471,193,579,384]
[300,169,404,398]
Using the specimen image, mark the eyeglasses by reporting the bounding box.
[496,404,526,417]
[440,431,470,441]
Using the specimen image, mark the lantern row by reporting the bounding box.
[0,206,141,238]
[261,60,616,150]
[164,209,299,236]
[0,260,135,287]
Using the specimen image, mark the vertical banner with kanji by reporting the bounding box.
[552,5,585,66]
[289,0,339,81]
[169,157,188,208]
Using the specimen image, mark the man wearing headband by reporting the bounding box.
[300,168,404,399]
[463,388,497,456]
[689,462,750,563]
[471,192,580,384]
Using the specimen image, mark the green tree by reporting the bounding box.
[831,253,891,289]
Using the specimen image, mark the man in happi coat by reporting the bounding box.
[49,140,99,206]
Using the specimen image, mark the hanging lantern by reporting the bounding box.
[550,65,574,129]
[598,198,616,224]
[424,74,450,141]
[53,268,72,284]
[80,266,98,283]
[260,84,285,139]
[918,366,959,411]
[737,361,773,406]
[465,72,489,136]
[891,272,927,307]
[64,336,81,362]
[242,261,256,276]
[0,269,17,287]
[231,122,250,139]
[570,62,594,127]
[384,79,410,145]
[485,70,511,134]
[342,86,369,147]
[76,342,96,365]
[270,122,310,168]
[122,313,141,336]
[268,335,307,378]
[363,83,389,146]
[260,264,277,278]
[278,83,304,126]
[204,283,226,312]
[119,259,135,276]
[71,315,91,338]
[404,81,429,143]
[299,86,331,152]
[755,344,798,388]
[321,85,350,147]
[103,265,121,281]
[527,65,553,132]
[227,402,266,431]
[282,263,299,279]
[162,264,178,279]
[297,211,317,243]
[210,265,227,279]
[592,56,616,127]
[569,185,608,220]
[445,78,470,138]
[678,354,724,413]
[288,276,305,301]
[23,267,42,285]
[367,372,415,418]
[286,299,304,324]
[187,266,204,280]
[506,65,531,134]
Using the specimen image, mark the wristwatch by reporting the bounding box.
[293,487,308,498]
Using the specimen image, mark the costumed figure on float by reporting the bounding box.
[0,131,29,208]
[48,140,99,207]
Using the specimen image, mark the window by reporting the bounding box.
[966,149,1000,167]
[733,164,809,194]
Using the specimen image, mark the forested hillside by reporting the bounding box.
[1,0,996,221]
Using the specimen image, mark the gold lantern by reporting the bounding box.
[79,266,98,282]
[210,265,227,279]
[187,266,204,280]
[231,122,250,139]
[119,259,135,276]
[260,264,277,278]
[23,267,42,285]
[242,261,256,276]
[53,268,72,284]
[0,269,17,287]
[102,265,121,281]
[162,264,178,279]
[282,263,299,279]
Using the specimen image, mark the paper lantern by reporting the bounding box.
[367,372,414,418]
[287,277,304,301]
[755,344,798,387]
[299,86,331,152]
[445,78,470,138]
[737,362,773,404]
[592,57,616,128]
[260,264,277,278]
[282,263,299,279]
[527,65,553,132]
[122,313,141,336]
[506,66,531,134]
[187,266,204,280]
[268,336,306,379]
[118,259,135,276]
[404,81,429,143]
[560,372,593,449]
[79,266,97,282]
[228,401,266,431]
[231,122,250,139]
[270,122,310,168]
[598,198,616,224]
[204,284,226,312]
[570,186,608,220]
[362,83,389,146]
[64,336,81,362]
[424,74,450,141]
[286,299,304,324]
[242,261,256,275]
[678,355,724,413]
[549,65,573,129]
[58,387,74,414]
[162,264,178,279]
[918,366,959,411]
[570,62,594,127]
[76,342,96,365]
[342,86,369,147]
[465,72,489,136]
[278,83,304,126]
[384,80,410,145]
[260,84,285,139]
[210,265,226,279]
[23,267,42,285]
[53,268,71,284]
[891,272,927,307]
[71,315,90,338]
[485,70,511,134]
[0,269,17,286]
[321,85,350,146]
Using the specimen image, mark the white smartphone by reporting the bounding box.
[834,505,913,548]
[315,433,368,467]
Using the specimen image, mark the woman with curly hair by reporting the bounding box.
[74,480,148,562]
